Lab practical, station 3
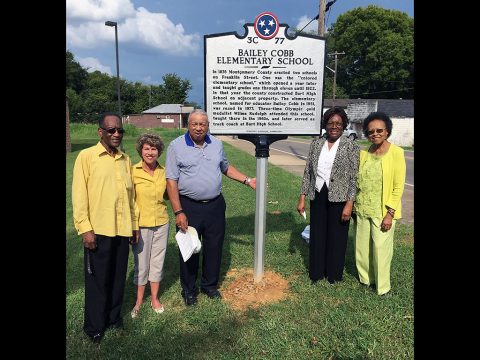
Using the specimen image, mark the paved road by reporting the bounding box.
[219,136,413,225]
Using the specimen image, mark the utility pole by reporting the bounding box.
[328,51,345,106]
[318,0,326,36]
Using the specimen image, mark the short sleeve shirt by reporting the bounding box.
[165,133,229,200]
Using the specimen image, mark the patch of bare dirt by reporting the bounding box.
[221,268,290,311]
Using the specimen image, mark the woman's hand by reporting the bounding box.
[381,213,393,232]
[297,195,305,216]
[341,201,353,222]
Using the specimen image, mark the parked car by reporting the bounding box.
[321,124,357,140]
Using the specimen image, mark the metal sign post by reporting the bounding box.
[239,135,287,282]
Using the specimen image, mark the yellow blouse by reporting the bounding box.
[132,161,169,227]
[355,153,383,218]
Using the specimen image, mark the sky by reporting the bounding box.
[66,0,413,108]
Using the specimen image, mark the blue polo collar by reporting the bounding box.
[184,132,212,147]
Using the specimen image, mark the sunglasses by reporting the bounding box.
[367,128,386,135]
[100,127,125,134]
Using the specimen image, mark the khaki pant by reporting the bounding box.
[354,215,396,295]
[132,223,169,285]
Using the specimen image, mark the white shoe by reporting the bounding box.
[131,306,140,319]
[151,302,165,314]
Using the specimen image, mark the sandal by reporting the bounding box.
[130,306,140,319]
[151,302,165,314]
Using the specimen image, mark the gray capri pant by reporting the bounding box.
[132,222,169,285]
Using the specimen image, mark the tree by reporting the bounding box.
[327,5,413,99]
[161,74,192,104]
[184,100,201,109]
[79,71,118,122]
[323,75,348,99]
[66,96,71,152]
[66,50,88,93]
[66,50,193,121]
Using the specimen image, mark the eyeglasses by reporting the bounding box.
[367,128,386,135]
[100,127,125,134]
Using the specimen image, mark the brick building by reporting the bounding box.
[125,104,194,129]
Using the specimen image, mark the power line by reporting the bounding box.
[345,68,414,83]
[297,0,338,35]
[297,14,319,34]
[350,87,414,96]
[325,0,338,29]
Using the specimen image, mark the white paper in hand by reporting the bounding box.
[190,227,202,253]
[301,211,307,220]
[175,226,201,262]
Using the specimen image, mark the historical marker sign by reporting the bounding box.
[205,12,326,135]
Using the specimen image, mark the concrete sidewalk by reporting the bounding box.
[219,136,413,225]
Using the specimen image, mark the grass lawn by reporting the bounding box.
[66,124,413,359]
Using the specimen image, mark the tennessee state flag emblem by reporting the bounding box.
[254,12,279,40]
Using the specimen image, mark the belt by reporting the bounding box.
[180,194,221,204]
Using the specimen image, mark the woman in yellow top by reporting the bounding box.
[354,112,406,295]
[130,133,169,317]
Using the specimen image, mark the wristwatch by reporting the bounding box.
[243,177,252,185]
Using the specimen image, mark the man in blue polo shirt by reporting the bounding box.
[166,109,256,306]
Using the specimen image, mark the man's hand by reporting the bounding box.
[176,213,188,232]
[82,231,97,250]
[130,230,140,245]
[248,177,257,190]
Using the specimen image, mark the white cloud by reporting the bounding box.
[77,56,112,75]
[67,1,200,55]
[126,7,200,55]
[142,75,153,84]
[295,15,318,35]
[66,0,135,21]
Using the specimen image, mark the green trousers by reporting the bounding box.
[354,215,396,295]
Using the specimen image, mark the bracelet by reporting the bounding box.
[174,209,184,216]
[387,208,395,216]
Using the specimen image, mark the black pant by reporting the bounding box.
[83,235,129,336]
[178,194,226,295]
[309,184,350,283]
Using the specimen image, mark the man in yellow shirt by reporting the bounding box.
[72,112,138,344]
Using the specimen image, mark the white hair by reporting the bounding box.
[188,109,209,124]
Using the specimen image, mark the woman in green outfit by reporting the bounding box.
[354,112,406,295]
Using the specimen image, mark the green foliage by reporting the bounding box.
[66,50,88,93]
[161,73,192,104]
[327,5,413,99]
[184,100,201,109]
[69,123,143,139]
[67,128,413,359]
[66,51,192,123]
[323,75,348,99]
